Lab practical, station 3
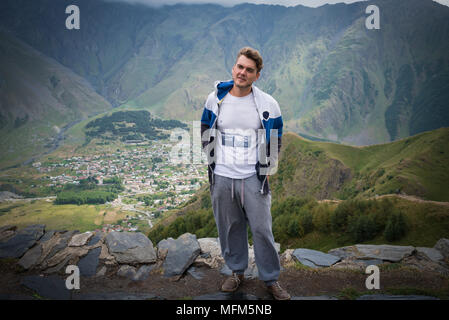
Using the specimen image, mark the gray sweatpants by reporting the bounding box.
[210,173,280,284]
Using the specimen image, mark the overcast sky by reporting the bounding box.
[106,0,449,8]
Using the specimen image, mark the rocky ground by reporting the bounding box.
[0,258,448,300]
[0,225,448,300]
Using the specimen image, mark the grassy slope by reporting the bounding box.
[150,127,449,250]
[272,127,449,202]
[0,30,111,169]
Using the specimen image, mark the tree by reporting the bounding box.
[384,211,407,242]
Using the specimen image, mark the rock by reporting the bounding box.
[354,259,384,266]
[293,248,340,268]
[401,254,449,275]
[39,230,56,243]
[18,244,42,269]
[0,225,16,242]
[416,247,444,262]
[280,249,295,265]
[21,275,71,300]
[96,266,107,277]
[331,258,366,271]
[87,232,103,246]
[187,266,205,280]
[105,231,157,264]
[157,238,172,260]
[158,233,201,277]
[69,232,94,247]
[43,230,79,263]
[134,265,155,281]
[328,244,415,262]
[194,238,224,268]
[77,247,101,277]
[117,265,137,278]
[43,256,72,274]
[45,246,89,271]
[0,224,45,258]
[99,243,116,265]
[434,238,449,259]
[357,294,439,300]
[117,264,155,281]
[327,246,356,260]
[198,238,222,258]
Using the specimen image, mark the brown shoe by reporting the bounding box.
[221,273,244,292]
[267,282,291,300]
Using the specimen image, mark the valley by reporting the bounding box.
[0,133,208,235]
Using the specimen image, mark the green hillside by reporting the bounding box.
[273,127,449,202]
[149,127,449,250]
[0,30,111,170]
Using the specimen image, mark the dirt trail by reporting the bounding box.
[318,194,449,207]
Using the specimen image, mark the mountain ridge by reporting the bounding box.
[1,0,448,149]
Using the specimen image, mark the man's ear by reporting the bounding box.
[256,72,260,81]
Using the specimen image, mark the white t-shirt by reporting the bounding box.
[214,92,262,179]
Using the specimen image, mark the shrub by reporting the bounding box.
[348,214,378,242]
[312,204,332,233]
[299,210,314,235]
[384,210,407,242]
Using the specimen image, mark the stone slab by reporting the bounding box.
[78,247,101,277]
[69,232,94,247]
[328,244,415,262]
[0,224,45,258]
[434,238,449,259]
[159,233,201,277]
[18,244,42,269]
[293,248,340,268]
[106,232,156,264]
[416,247,444,262]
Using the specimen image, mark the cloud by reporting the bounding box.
[104,0,449,8]
[103,0,369,8]
[434,0,449,6]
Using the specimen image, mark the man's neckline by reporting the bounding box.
[228,90,252,98]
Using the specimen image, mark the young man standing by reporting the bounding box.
[200,47,290,300]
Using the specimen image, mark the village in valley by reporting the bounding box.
[28,140,208,233]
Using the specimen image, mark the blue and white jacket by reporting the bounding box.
[200,80,283,195]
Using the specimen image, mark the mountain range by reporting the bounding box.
[0,0,448,168]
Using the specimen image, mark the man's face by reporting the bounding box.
[232,55,260,90]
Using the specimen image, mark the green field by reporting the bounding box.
[0,200,138,233]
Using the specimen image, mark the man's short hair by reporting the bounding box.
[236,47,264,73]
